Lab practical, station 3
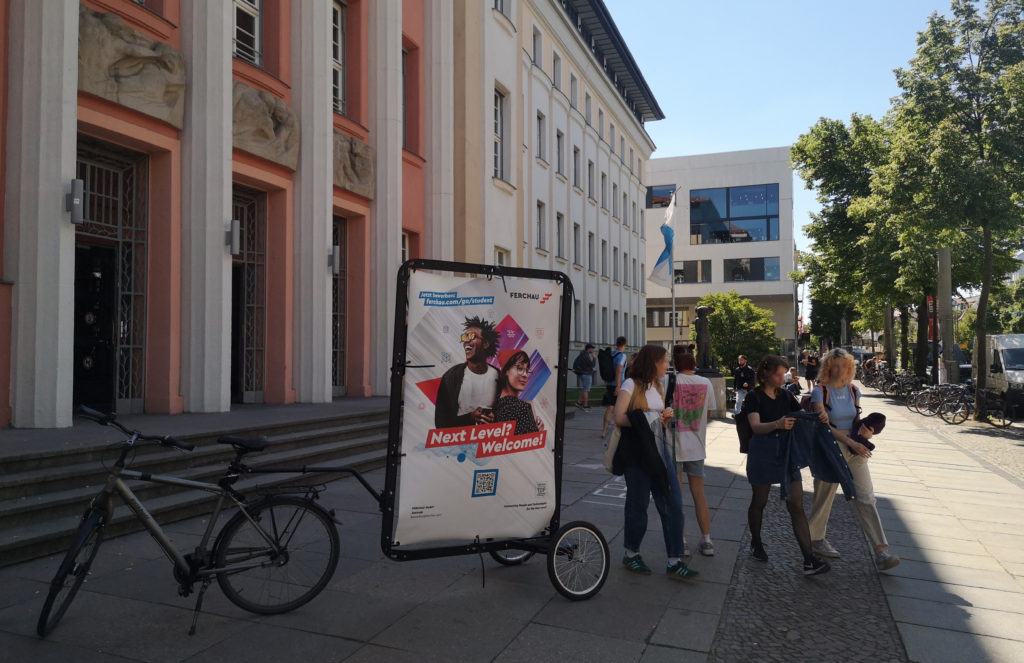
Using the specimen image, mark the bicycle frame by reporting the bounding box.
[93,465,285,580]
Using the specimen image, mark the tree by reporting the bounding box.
[691,290,781,368]
[885,0,1024,412]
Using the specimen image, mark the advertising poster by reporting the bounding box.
[394,270,562,546]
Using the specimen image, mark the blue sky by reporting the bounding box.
[604,0,952,253]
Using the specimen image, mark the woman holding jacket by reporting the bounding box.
[613,344,700,581]
[741,355,832,576]
[808,349,900,571]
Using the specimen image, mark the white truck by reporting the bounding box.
[973,334,1024,417]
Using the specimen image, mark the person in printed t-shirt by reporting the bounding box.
[434,316,500,429]
[670,346,718,557]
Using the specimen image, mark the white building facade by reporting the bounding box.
[644,147,799,358]
[454,0,663,353]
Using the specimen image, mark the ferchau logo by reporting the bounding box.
[508,292,552,303]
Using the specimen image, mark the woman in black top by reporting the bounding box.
[803,352,819,391]
[492,350,542,435]
[740,355,831,576]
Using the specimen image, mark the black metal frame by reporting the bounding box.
[379,259,574,561]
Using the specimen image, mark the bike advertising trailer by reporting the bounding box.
[378,259,610,600]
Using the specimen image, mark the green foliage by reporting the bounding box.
[690,290,781,368]
[985,280,1024,333]
[793,0,1024,401]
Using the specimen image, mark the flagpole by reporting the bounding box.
[670,234,676,351]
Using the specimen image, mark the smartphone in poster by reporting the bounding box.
[394,270,561,546]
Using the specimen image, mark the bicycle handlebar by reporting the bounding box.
[76,406,194,452]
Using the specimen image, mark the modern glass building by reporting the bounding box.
[643,148,798,363]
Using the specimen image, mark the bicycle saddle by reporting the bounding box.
[217,435,270,452]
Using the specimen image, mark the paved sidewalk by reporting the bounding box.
[853,385,1024,663]
[2,392,1022,661]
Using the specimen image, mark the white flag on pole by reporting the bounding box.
[647,191,676,288]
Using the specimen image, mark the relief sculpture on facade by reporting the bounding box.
[78,5,186,129]
[333,131,376,200]
[232,81,301,170]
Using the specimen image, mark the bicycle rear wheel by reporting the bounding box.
[546,521,609,601]
[216,496,340,615]
[37,509,105,637]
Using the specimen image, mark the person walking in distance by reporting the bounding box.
[807,349,899,571]
[670,346,718,556]
[601,337,629,438]
[612,344,700,580]
[803,351,819,391]
[731,355,755,416]
[573,344,597,411]
[740,355,832,576]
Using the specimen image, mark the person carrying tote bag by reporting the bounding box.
[610,344,700,581]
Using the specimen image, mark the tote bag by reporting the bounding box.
[602,386,646,473]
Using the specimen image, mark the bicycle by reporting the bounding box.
[938,387,1013,428]
[37,406,344,637]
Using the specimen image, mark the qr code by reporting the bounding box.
[472,469,498,497]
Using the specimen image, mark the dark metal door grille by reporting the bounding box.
[332,216,348,396]
[233,186,267,403]
[76,138,148,415]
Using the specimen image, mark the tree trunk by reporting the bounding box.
[899,305,910,371]
[915,297,928,377]
[975,219,993,417]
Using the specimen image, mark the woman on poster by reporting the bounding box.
[492,350,544,435]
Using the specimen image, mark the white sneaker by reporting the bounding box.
[812,539,841,558]
[875,550,900,571]
[698,540,715,556]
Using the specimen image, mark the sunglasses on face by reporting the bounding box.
[461,332,479,342]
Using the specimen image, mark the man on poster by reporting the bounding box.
[434,316,500,429]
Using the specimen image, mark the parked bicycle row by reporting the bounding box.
[859,366,1015,428]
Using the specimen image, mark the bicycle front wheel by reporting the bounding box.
[37,509,105,637]
[490,549,535,566]
[215,496,340,615]
[988,400,1014,428]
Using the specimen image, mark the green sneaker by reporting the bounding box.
[622,554,651,575]
[666,561,701,580]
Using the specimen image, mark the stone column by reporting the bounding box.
[367,0,403,396]
[291,0,333,403]
[4,0,79,428]
[179,0,233,412]
[422,0,454,262]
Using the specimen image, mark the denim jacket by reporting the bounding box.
[791,411,857,501]
[748,411,856,502]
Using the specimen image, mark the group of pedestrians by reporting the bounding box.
[592,339,899,581]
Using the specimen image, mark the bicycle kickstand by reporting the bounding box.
[188,578,212,636]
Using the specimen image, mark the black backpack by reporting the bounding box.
[572,353,585,375]
[736,392,757,454]
[597,348,617,382]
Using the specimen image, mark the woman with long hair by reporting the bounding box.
[740,355,831,576]
[492,350,542,435]
[613,344,700,580]
[807,349,898,570]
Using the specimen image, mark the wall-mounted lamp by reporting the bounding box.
[226,219,240,255]
[328,245,341,276]
[66,179,84,224]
